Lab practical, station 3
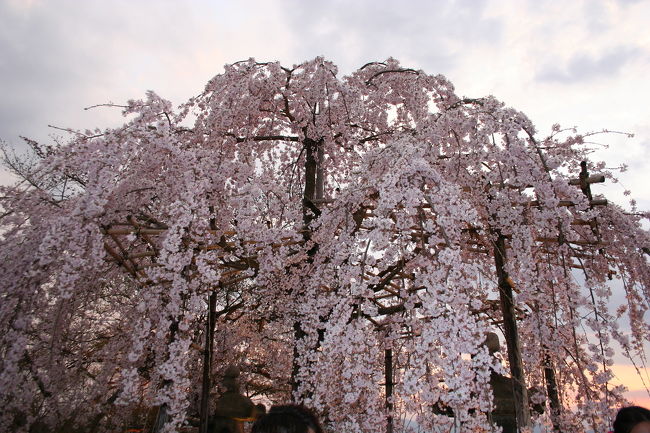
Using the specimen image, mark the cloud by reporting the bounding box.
[0,1,105,142]
[275,0,503,74]
[536,46,643,83]
[0,0,307,151]
[616,0,644,4]
[0,0,229,147]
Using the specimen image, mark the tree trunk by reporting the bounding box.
[292,137,323,398]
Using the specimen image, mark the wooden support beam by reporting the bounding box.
[103,242,138,277]
[535,237,607,247]
[104,226,242,236]
[105,237,142,278]
[105,227,167,235]
[526,199,607,208]
[127,215,160,253]
[571,219,596,226]
[538,260,585,270]
[376,302,422,315]
[568,174,605,185]
[126,251,157,259]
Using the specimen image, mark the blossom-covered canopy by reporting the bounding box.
[1,58,648,433]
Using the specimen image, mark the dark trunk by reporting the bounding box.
[291,138,323,398]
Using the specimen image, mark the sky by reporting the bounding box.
[0,0,648,407]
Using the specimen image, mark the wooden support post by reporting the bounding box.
[578,161,593,202]
[493,234,531,432]
[385,348,394,433]
[543,354,562,433]
[152,404,168,433]
[303,137,319,226]
[199,291,217,433]
[316,142,325,201]
[578,160,605,247]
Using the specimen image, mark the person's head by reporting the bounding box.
[251,404,323,433]
[613,406,650,433]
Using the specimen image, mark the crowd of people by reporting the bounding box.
[248,403,650,433]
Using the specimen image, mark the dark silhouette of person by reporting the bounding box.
[613,406,650,433]
[251,404,323,433]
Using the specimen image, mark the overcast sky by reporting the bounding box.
[1,0,649,204]
[1,0,649,404]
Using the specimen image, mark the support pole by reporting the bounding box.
[385,348,394,433]
[316,142,325,201]
[493,234,531,432]
[152,404,168,433]
[543,354,562,432]
[199,291,217,433]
